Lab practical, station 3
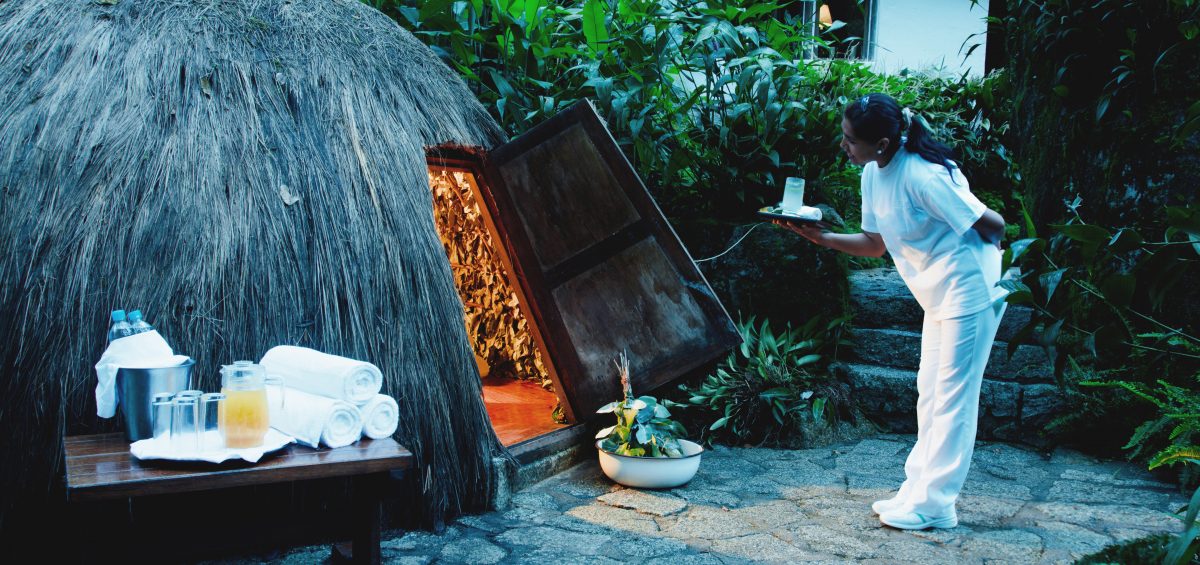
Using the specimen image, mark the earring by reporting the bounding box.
[876,149,883,155]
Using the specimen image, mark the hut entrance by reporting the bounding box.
[427,162,567,446]
[427,101,740,451]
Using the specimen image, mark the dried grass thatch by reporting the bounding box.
[0,0,507,535]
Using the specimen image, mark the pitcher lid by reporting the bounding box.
[221,360,266,382]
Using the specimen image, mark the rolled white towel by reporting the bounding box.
[266,385,363,449]
[259,346,382,405]
[360,394,399,439]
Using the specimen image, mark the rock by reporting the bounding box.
[511,491,561,511]
[607,536,690,559]
[835,363,917,432]
[377,556,432,565]
[1035,520,1113,559]
[564,503,660,535]
[849,268,925,329]
[848,438,913,458]
[453,514,506,534]
[1031,502,1181,532]
[770,459,851,489]
[995,305,1035,343]
[678,219,850,327]
[672,486,744,508]
[438,538,506,564]
[494,526,611,555]
[711,533,831,562]
[597,488,688,516]
[785,524,879,559]
[1046,480,1173,507]
[959,529,1045,563]
[730,500,810,529]
[644,554,726,565]
[383,527,461,551]
[956,494,1026,527]
[851,328,1053,383]
[1059,468,1174,490]
[662,506,756,540]
[1019,384,1067,431]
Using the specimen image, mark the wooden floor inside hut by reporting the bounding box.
[481,377,567,446]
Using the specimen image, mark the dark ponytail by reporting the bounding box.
[843,93,958,178]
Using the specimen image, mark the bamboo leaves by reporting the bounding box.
[581,0,607,53]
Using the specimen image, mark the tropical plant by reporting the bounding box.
[369,0,1018,225]
[595,351,689,458]
[1004,200,1200,464]
[681,315,853,447]
[1166,481,1200,565]
[1001,0,1200,230]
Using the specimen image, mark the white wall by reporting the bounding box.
[870,0,989,77]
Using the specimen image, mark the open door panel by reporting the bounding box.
[481,100,739,422]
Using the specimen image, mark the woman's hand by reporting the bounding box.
[772,219,829,246]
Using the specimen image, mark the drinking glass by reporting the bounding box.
[170,396,199,454]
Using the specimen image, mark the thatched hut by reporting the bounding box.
[0,0,736,547]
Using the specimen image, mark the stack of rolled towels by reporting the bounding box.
[259,345,400,449]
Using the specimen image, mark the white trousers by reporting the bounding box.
[894,299,1007,516]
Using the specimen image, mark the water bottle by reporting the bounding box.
[107,310,133,342]
[128,310,154,335]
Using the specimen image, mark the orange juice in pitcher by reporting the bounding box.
[219,360,271,448]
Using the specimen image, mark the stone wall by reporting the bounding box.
[838,268,1065,444]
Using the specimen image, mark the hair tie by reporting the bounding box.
[859,95,870,112]
[900,107,914,145]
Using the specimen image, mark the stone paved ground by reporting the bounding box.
[242,434,1188,564]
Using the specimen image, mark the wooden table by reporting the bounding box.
[64,433,413,564]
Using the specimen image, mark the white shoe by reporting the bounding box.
[871,498,903,515]
[879,509,959,530]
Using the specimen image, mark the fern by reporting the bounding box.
[1150,446,1200,471]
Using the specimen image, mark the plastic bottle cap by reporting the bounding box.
[111,310,126,321]
[129,310,143,321]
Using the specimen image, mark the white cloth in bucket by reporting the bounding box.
[266,385,363,449]
[259,346,382,405]
[360,394,399,439]
[93,330,190,418]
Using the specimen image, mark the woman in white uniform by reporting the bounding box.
[777,93,1008,530]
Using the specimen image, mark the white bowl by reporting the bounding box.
[596,439,704,488]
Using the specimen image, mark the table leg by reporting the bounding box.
[332,472,385,565]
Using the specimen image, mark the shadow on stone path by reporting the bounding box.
[237,434,1188,564]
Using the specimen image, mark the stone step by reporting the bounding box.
[851,328,1053,383]
[849,267,1034,342]
[834,362,1065,443]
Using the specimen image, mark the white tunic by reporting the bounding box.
[860,149,1005,320]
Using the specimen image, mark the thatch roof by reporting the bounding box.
[0,0,507,535]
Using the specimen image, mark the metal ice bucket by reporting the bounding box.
[116,359,195,442]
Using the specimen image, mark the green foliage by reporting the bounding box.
[595,395,688,458]
[369,0,1018,226]
[1006,201,1200,465]
[595,351,689,458]
[1003,0,1200,229]
[680,316,853,447]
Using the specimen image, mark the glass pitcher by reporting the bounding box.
[218,360,279,448]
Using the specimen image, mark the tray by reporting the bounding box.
[130,429,294,464]
[756,205,824,223]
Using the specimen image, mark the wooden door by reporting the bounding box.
[480,100,739,422]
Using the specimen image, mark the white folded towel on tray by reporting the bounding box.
[259,346,382,405]
[93,330,191,418]
[360,394,399,439]
[266,385,362,449]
